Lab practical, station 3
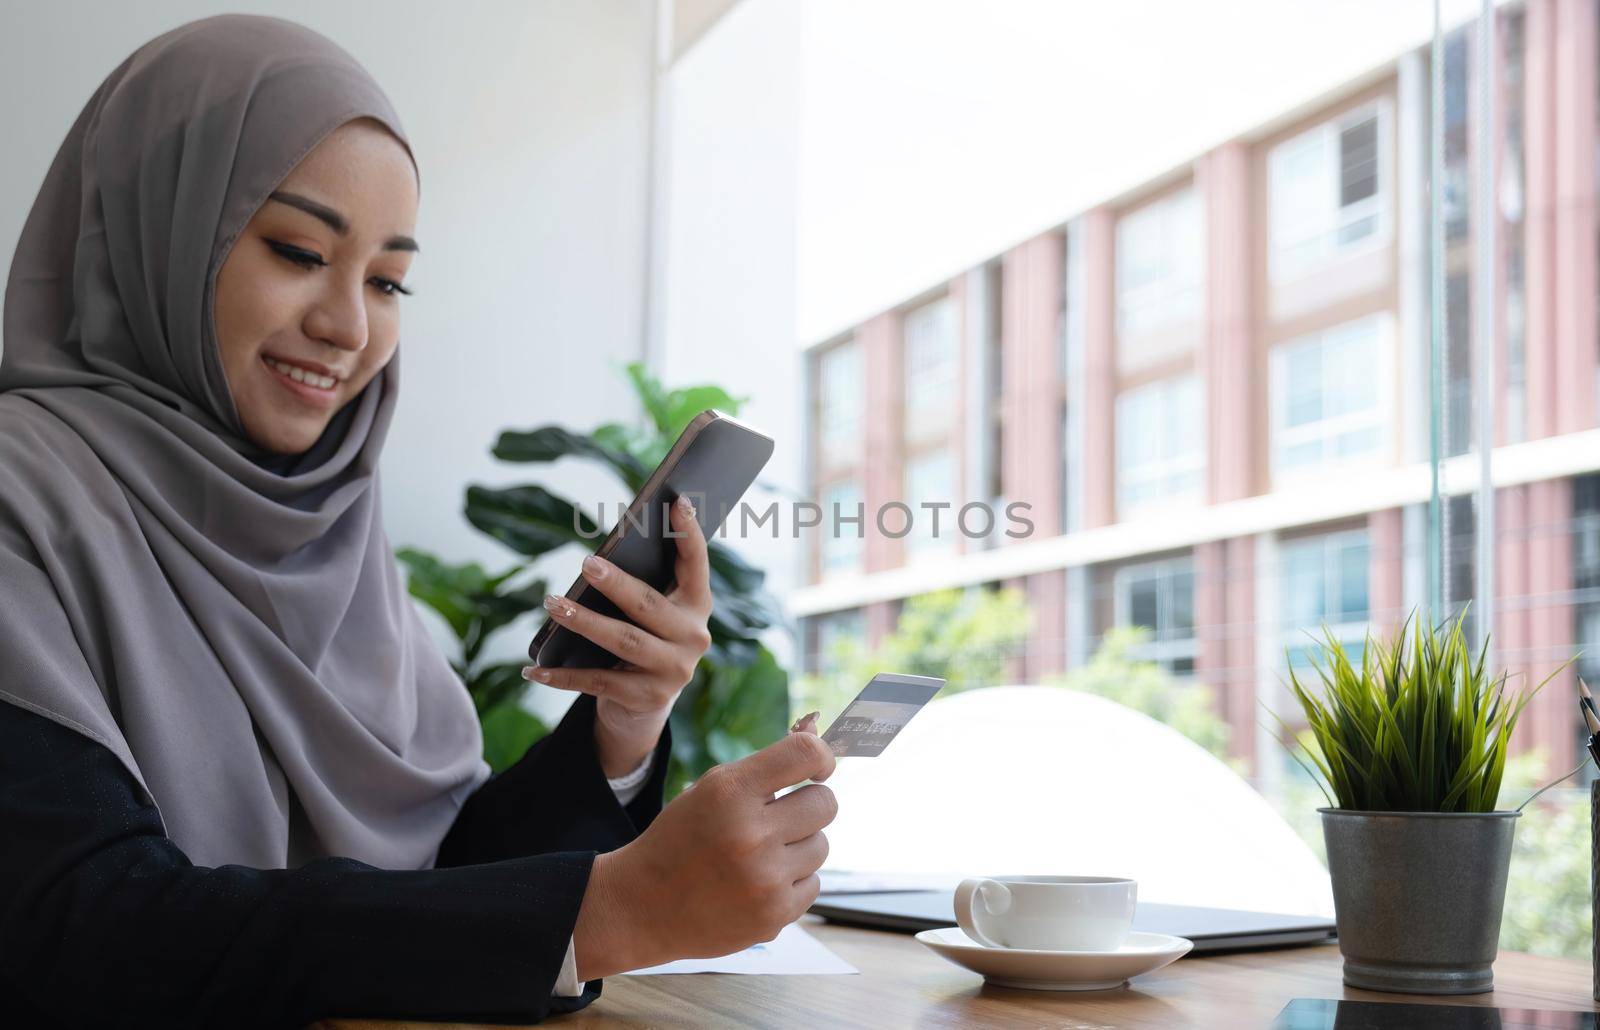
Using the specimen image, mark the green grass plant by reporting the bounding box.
[1278,612,1563,813]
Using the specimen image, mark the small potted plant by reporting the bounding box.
[1277,612,1563,995]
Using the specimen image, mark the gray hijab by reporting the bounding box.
[0,14,490,870]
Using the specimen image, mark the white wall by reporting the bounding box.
[0,1,656,668]
[655,0,806,663]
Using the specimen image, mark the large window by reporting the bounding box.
[821,479,864,577]
[1280,529,1370,670]
[1116,374,1203,518]
[1576,477,1600,710]
[818,340,862,470]
[1116,187,1203,335]
[1268,102,1389,281]
[904,449,956,557]
[1445,271,1473,458]
[986,262,1006,506]
[904,296,958,444]
[1441,31,1470,243]
[1270,314,1389,479]
[1114,556,1197,675]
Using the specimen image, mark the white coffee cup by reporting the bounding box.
[954,875,1137,951]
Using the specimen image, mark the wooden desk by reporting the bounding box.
[328,916,1598,1029]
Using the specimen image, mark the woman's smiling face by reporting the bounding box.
[214,117,419,455]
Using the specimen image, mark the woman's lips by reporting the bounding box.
[260,354,340,408]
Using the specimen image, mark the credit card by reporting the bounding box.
[819,673,945,757]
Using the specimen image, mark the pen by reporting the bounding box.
[1580,680,1600,770]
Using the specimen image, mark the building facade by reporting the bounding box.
[793,0,1600,782]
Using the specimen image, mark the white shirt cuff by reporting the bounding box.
[554,936,584,997]
[553,748,659,997]
[606,749,656,804]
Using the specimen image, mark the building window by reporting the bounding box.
[817,340,862,471]
[904,296,958,444]
[1580,599,1600,785]
[1576,476,1600,591]
[1444,270,1475,458]
[1506,248,1526,445]
[986,263,1006,505]
[1271,314,1389,479]
[1281,529,1371,670]
[1060,403,1072,536]
[1441,30,1470,243]
[1268,102,1389,281]
[1501,9,1527,443]
[1575,478,1600,716]
[904,449,956,557]
[1117,187,1203,335]
[1114,556,1197,676]
[1116,374,1203,518]
[820,479,864,577]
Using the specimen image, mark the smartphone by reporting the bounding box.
[528,409,774,669]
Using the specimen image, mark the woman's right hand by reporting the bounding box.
[573,726,838,979]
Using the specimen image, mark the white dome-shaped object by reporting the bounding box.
[820,685,1334,917]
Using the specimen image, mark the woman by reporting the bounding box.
[0,14,836,1028]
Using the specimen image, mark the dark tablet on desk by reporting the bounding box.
[809,890,1337,954]
[1273,998,1596,1028]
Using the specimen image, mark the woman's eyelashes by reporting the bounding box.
[266,239,325,269]
[371,276,413,297]
[264,239,412,297]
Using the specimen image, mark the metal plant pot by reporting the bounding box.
[1320,809,1518,995]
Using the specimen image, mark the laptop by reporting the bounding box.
[809,890,1337,954]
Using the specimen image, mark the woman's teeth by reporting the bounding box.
[265,357,336,390]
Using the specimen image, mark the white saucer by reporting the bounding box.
[915,927,1193,991]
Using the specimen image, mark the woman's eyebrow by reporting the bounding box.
[266,190,420,253]
[268,190,346,233]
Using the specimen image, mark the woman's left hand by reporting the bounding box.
[523,494,714,778]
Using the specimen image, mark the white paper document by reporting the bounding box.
[622,923,858,976]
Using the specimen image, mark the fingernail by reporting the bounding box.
[522,665,551,683]
[544,594,575,619]
[676,495,696,517]
[790,710,820,732]
[581,554,608,580]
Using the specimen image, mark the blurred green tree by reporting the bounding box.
[795,586,1032,720]
[1497,751,1590,959]
[1048,626,1232,762]
[798,593,1232,770]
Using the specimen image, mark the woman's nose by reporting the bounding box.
[303,279,368,352]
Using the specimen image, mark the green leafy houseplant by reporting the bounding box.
[1279,612,1556,812]
[399,363,790,795]
[1275,611,1570,995]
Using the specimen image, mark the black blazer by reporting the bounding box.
[0,692,669,1029]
